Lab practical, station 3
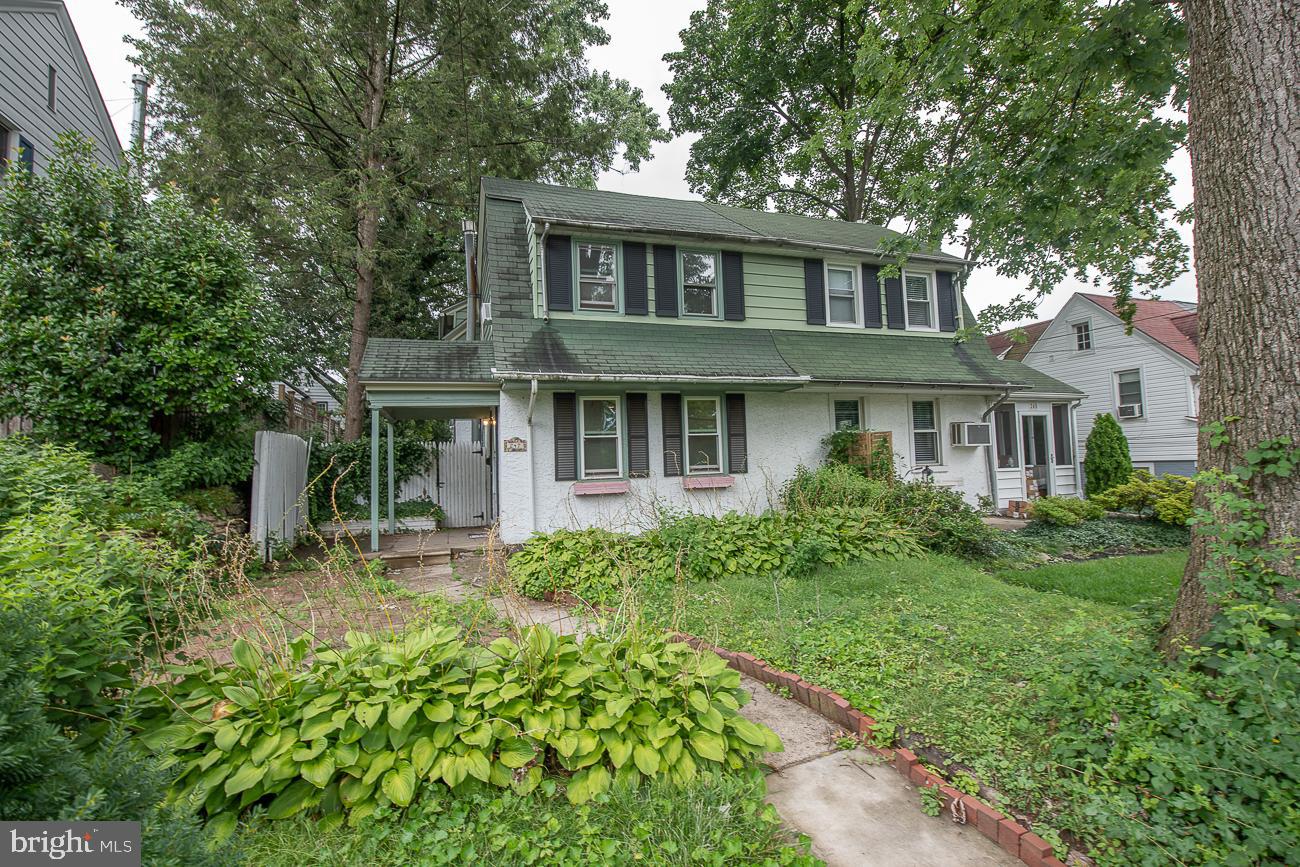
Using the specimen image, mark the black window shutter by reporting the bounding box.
[623,241,648,315]
[553,392,578,481]
[627,393,650,477]
[884,273,906,330]
[721,251,745,321]
[725,393,747,474]
[803,258,826,325]
[653,245,679,317]
[661,393,683,476]
[545,234,573,312]
[937,271,958,332]
[862,264,883,328]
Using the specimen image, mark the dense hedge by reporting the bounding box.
[1083,414,1132,495]
[140,625,781,835]
[511,508,925,604]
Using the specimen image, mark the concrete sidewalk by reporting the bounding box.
[394,559,1015,867]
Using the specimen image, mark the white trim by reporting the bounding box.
[1187,374,1200,420]
[1070,318,1094,353]
[824,261,861,327]
[574,238,620,312]
[902,268,939,332]
[579,395,623,479]
[683,396,723,475]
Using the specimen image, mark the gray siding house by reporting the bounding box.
[0,0,121,174]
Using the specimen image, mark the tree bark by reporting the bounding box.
[343,39,389,441]
[1160,0,1300,654]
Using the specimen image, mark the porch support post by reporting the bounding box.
[386,422,396,533]
[370,407,380,552]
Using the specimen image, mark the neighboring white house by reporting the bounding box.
[0,0,122,175]
[989,292,1200,484]
[357,178,1082,546]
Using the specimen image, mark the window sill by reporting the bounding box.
[573,480,630,496]
[682,475,734,490]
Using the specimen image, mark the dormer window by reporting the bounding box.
[577,241,618,311]
[681,250,718,316]
[826,265,859,325]
[903,271,935,330]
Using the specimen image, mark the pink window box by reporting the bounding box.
[572,480,631,496]
[682,475,734,490]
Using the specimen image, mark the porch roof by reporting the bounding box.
[360,338,495,383]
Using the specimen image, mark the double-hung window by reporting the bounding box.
[1116,370,1144,418]
[681,250,718,317]
[833,399,861,430]
[826,265,858,325]
[1073,321,1092,351]
[903,271,935,329]
[685,397,722,474]
[577,241,618,311]
[911,400,940,465]
[581,397,622,478]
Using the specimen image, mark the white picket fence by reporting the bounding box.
[249,431,310,561]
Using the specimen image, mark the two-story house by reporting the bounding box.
[989,292,1200,484]
[0,0,122,175]
[359,179,1082,544]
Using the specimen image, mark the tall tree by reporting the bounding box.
[1160,0,1299,652]
[664,0,1188,322]
[126,0,665,438]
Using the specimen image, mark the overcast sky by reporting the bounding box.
[67,0,1196,326]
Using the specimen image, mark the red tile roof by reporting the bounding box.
[986,320,1050,361]
[1080,293,1199,365]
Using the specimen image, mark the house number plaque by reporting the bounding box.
[503,436,528,453]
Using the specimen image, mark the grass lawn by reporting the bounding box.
[240,772,816,866]
[995,551,1187,607]
[640,555,1154,822]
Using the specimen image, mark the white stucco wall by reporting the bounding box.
[495,387,997,543]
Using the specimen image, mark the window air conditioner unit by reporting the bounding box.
[950,421,992,447]
[1118,403,1142,419]
[479,301,492,322]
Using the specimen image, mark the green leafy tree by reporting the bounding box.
[126,0,668,438]
[1083,413,1132,496]
[0,136,286,466]
[664,0,1188,324]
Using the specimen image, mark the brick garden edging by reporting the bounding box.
[671,632,1067,867]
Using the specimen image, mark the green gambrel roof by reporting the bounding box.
[480,177,966,265]
[360,338,495,382]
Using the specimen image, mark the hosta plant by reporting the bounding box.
[138,624,780,837]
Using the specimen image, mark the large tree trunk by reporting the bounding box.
[1160,0,1300,654]
[343,42,389,441]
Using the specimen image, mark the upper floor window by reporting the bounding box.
[581,397,622,478]
[47,65,57,112]
[577,241,618,311]
[833,398,861,430]
[903,271,935,330]
[911,399,940,464]
[685,397,722,474]
[1116,369,1144,418]
[826,265,859,325]
[681,250,718,317]
[1073,321,1092,351]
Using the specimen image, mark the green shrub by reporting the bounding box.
[308,429,434,521]
[1091,470,1194,526]
[141,436,254,494]
[0,605,88,819]
[139,625,781,833]
[781,463,892,510]
[511,509,923,604]
[1016,517,1189,555]
[0,437,107,523]
[1029,496,1104,526]
[1083,414,1132,495]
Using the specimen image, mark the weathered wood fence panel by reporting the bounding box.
[250,431,310,561]
[0,416,33,438]
[435,438,491,528]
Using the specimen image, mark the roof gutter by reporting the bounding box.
[528,216,971,267]
[493,370,812,385]
[814,378,1029,391]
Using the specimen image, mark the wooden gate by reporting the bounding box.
[434,437,492,527]
[250,431,310,560]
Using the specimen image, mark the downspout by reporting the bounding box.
[462,218,478,342]
[1069,398,1083,494]
[527,378,538,538]
[982,389,1013,509]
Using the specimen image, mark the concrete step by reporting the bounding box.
[363,548,451,569]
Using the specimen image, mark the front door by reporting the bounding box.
[1021,414,1051,500]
